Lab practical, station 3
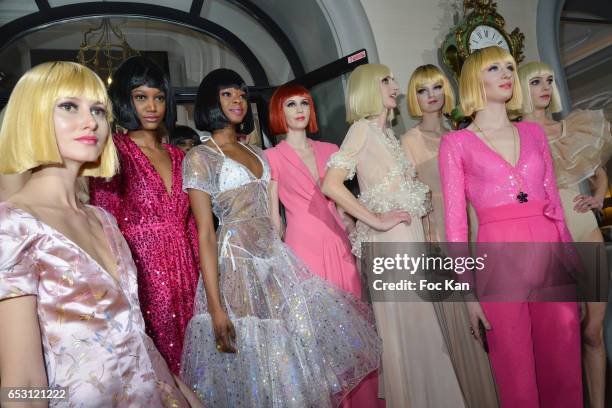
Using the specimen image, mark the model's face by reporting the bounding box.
[131,85,166,130]
[416,80,445,114]
[219,87,247,125]
[177,139,195,153]
[528,74,554,111]
[380,75,399,109]
[282,95,311,132]
[54,95,109,166]
[481,60,515,104]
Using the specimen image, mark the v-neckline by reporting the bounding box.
[281,139,322,187]
[125,135,176,198]
[7,204,121,285]
[203,141,265,181]
[465,126,523,169]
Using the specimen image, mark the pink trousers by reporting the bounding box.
[477,201,582,407]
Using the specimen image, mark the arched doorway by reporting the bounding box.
[0,0,378,144]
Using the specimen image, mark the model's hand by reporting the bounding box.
[210,310,237,353]
[573,194,604,213]
[372,210,411,231]
[466,302,491,348]
[172,374,206,408]
[338,209,356,234]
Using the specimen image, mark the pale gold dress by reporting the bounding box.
[545,110,612,241]
[402,126,499,408]
[328,119,465,407]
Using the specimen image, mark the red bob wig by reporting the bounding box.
[268,83,319,136]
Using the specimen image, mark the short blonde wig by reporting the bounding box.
[407,64,455,117]
[459,46,522,116]
[518,61,563,114]
[346,63,395,123]
[0,61,118,177]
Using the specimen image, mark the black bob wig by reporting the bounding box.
[108,56,176,131]
[194,68,254,134]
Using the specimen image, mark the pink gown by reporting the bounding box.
[0,203,189,407]
[264,139,360,293]
[264,139,381,408]
[439,122,582,407]
[90,133,200,374]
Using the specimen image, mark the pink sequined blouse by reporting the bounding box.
[439,121,572,243]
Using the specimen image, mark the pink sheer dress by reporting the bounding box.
[439,121,582,407]
[89,133,200,374]
[0,203,189,407]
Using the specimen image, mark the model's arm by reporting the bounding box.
[537,126,574,242]
[268,180,284,238]
[0,218,48,407]
[335,206,355,234]
[439,135,468,242]
[321,168,408,230]
[263,151,284,237]
[438,134,490,339]
[322,167,378,226]
[172,374,205,408]
[322,123,410,231]
[574,167,608,213]
[0,296,48,408]
[188,189,236,353]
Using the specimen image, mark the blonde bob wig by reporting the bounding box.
[459,46,522,116]
[0,61,118,177]
[518,61,563,115]
[407,64,455,117]
[346,63,395,123]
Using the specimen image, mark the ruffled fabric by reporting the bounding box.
[549,109,612,188]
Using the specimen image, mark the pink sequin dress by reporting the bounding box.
[439,122,582,407]
[90,133,200,374]
[0,203,189,407]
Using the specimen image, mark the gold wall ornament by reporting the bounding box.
[441,0,525,79]
[76,18,139,85]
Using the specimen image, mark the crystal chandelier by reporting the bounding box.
[77,18,139,85]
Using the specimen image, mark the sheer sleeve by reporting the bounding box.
[89,174,123,219]
[182,147,216,195]
[439,134,468,242]
[551,110,612,188]
[327,121,368,180]
[534,124,574,242]
[0,206,41,300]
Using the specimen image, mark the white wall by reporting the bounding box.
[359,0,540,133]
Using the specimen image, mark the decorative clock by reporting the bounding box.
[441,0,525,78]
